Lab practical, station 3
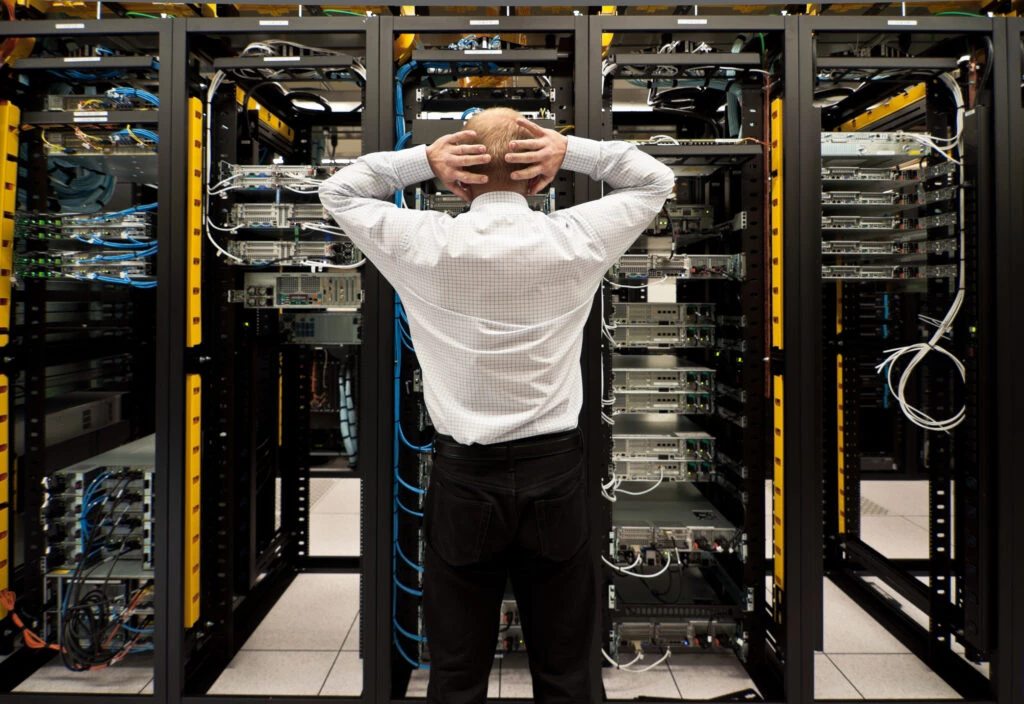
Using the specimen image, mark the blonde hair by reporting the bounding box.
[463,108,533,192]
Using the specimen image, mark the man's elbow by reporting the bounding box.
[656,162,675,198]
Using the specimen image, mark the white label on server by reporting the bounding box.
[74,116,108,123]
[55,23,85,29]
[64,56,102,63]
[470,20,499,25]
[73,111,108,117]
[465,49,502,55]
[259,19,289,26]
[264,56,301,62]
[678,18,709,24]
[887,19,918,26]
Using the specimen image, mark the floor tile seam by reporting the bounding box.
[824,652,868,700]
[664,659,686,700]
[339,611,359,650]
[240,647,343,652]
[318,649,346,696]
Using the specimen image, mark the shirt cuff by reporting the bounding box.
[561,135,601,177]
[393,144,437,187]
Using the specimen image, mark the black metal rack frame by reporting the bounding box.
[0,12,1019,704]
[587,15,786,702]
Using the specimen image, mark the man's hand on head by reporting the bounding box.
[504,118,568,196]
[425,130,491,202]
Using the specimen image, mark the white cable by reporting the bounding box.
[204,219,244,262]
[602,551,674,579]
[874,72,967,433]
[300,259,366,271]
[614,469,665,496]
[602,554,641,572]
[602,648,672,672]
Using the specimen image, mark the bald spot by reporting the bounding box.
[463,107,532,193]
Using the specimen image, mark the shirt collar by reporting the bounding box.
[468,191,530,212]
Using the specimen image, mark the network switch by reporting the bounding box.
[611,356,715,391]
[821,264,958,280]
[820,238,958,256]
[612,390,713,414]
[820,131,928,158]
[221,163,326,189]
[610,325,715,349]
[821,215,900,230]
[612,483,741,554]
[226,240,344,265]
[227,203,329,229]
[610,302,715,325]
[238,272,362,310]
[612,414,714,460]
[615,253,746,280]
[15,212,153,241]
[415,187,555,215]
[820,191,901,206]
[282,312,361,345]
[821,165,911,181]
[612,619,743,653]
[612,457,716,483]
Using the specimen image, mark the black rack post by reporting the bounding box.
[993,18,1024,704]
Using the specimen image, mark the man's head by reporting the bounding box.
[461,107,533,196]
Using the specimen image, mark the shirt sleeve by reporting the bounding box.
[318,145,449,268]
[550,136,675,265]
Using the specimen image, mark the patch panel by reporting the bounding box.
[15,212,152,241]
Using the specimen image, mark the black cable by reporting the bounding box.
[976,37,994,103]
[240,80,279,148]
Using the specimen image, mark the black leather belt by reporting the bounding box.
[434,428,581,461]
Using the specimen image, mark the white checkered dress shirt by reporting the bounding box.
[320,136,674,445]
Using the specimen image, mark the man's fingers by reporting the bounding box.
[508,137,545,152]
[457,144,487,154]
[445,129,478,144]
[450,153,491,167]
[509,165,544,181]
[530,175,553,196]
[452,170,488,185]
[504,149,546,164]
[514,118,547,137]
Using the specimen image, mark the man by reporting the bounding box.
[320,108,674,704]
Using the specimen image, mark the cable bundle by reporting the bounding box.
[57,473,154,671]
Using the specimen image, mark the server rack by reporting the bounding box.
[799,15,1004,702]
[0,16,175,702]
[587,15,785,701]
[374,14,589,701]
[176,16,381,703]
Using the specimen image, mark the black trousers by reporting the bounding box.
[423,429,595,704]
